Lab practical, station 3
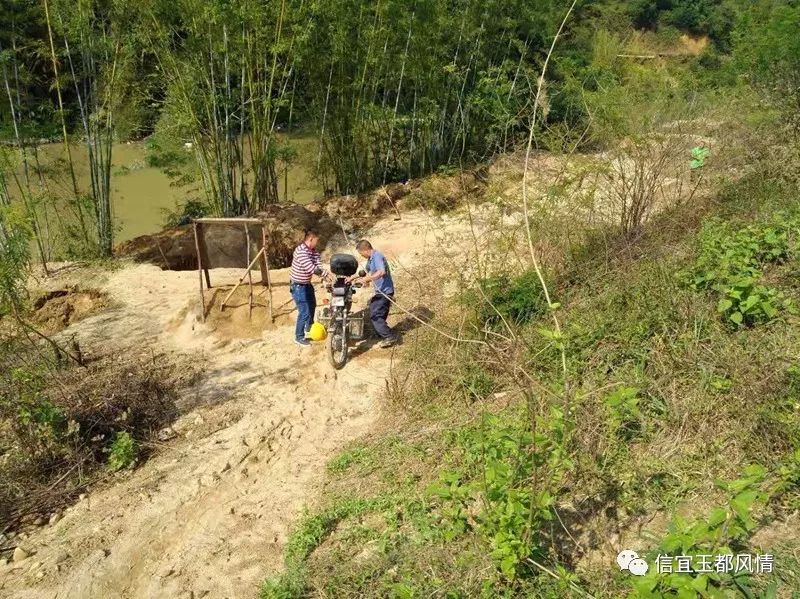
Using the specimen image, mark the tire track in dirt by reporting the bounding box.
[1,266,390,598]
[0,211,464,599]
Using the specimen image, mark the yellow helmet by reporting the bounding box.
[308,322,327,341]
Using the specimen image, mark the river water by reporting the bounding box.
[8,135,321,245]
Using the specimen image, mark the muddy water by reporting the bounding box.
[12,135,321,244]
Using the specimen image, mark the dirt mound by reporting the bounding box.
[114,204,337,272]
[680,33,708,56]
[197,271,295,342]
[114,186,411,273]
[400,170,486,212]
[31,287,108,334]
[114,225,196,270]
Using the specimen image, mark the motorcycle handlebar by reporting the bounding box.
[323,281,363,290]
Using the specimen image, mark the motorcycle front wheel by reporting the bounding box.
[327,317,349,369]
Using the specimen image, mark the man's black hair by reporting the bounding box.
[356,239,373,250]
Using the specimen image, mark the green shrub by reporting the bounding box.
[775,449,800,511]
[478,270,548,326]
[629,0,735,49]
[684,216,797,327]
[144,132,190,170]
[107,431,138,471]
[630,0,661,30]
[630,465,768,598]
[734,4,800,105]
[460,363,495,401]
[1,366,66,457]
[604,386,644,441]
[428,405,572,582]
[163,198,210,227]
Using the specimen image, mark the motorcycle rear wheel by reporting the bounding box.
[327,320,348,369]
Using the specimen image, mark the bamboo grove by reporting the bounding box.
[2,0,678,259]
[148,0,571,203]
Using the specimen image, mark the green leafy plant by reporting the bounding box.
[1,366,67,456]
[605,386,644,441]
[144,132,191,171]
[461,363,496,401]
[774,449,800,511]
[327,445,373,474]
[163,198,210,227]
[107,431,138,472]
[630,465,768,598]
[685,217,797,327]
[428,406,572,582]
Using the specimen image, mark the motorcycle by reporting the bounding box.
[317,254,366,369]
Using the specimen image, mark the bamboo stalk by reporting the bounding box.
[0,40,48,273]
[43,0,89,247]
[317,62,334,175]
[382,11,414,184]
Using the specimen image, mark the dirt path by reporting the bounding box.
[0,210,469,599]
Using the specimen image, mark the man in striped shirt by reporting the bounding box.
[290,229,330,346]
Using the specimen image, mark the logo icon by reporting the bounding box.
[617,550,649,576]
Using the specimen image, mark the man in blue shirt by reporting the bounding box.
[348,239,398,348]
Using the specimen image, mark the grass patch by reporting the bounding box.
[261,497,391,598]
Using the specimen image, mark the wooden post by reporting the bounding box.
[193,222,206,322]
[258,223,269,286]
[262,225,274,323]
[197,222,211,289]
[245,224,253,319]
[220,248,266,310]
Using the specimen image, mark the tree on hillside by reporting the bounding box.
[630,0,736,49]
[735,3,800,133]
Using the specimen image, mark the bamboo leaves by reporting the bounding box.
[301,0,557,194]
[146,0,300,216]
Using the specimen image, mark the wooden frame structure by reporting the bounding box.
[192,217,274,322]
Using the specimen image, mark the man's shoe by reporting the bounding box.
[378,336,398,348]
[295,338,311,347]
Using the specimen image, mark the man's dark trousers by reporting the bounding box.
[369,293,394,339]
[291,282,316,341]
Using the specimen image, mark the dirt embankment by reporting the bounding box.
[114,183,412,272]
[114,168,490,274]
[30,287,109,334]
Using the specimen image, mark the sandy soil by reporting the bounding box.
[0,209,475,599]
[30,287,110,334]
